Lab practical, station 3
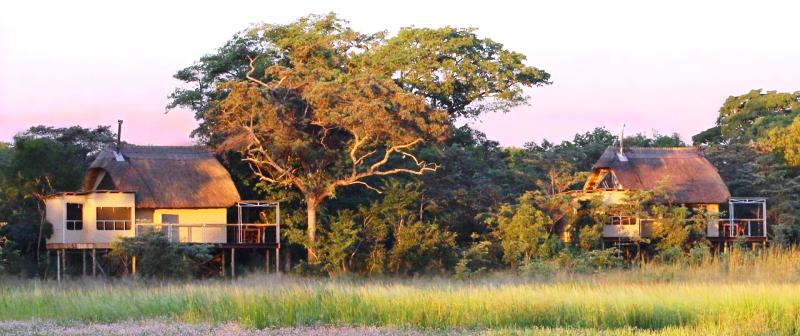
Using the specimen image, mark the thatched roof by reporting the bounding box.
[584,146,730,204]
[83,145,240,209]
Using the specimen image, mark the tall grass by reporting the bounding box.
[2,248,800,334]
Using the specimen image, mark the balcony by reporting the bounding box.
[134,223,279,246]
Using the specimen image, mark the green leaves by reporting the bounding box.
[370,26,551,119]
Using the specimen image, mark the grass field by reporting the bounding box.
[2,249,800,335]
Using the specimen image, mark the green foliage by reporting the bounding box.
[370,26,551,119]
[109,231,213,279]
[714,89,800,144]
[389,221,457,276]
[623,131,685,148]
[170,14,551,141]
[764,115,800,166]
[454,239,494,279]
[0,126,113,277]
[492,192,558,268]
[303,181,458,276]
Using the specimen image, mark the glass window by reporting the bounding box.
[96,207,131,231]
[609,216,636,226]
[66,203,83,230]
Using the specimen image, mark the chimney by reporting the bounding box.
[114,120,125,162]
[617,123,628,162]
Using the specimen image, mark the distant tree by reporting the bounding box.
[764,116,800,166]
[694,89,800,145]
[623,131,685,148]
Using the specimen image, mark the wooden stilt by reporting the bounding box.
[92,249,96,277]
[132,255,137,275]
[82,250,87,277]
[61,249,66,277]
[56,250,61,283]
[230,248,235,278]
[221,249,226,277]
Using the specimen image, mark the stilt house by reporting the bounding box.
[581,146,767,245]
[44,124,280,277]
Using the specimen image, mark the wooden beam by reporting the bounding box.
[91,249,96,277]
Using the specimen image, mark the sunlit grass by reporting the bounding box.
[2,248,800,334]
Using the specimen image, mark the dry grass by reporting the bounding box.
[1,248,799,335]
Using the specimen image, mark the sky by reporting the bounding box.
[1,0,799,147]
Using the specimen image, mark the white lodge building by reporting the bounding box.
[578,146,767,246]
[44,143,281,277]
[45,145,243,249]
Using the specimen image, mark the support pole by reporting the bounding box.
[131,255,137,275]
[56,250,61,283]
[276,246,281,273]
[92,248,96,277]
[221,249,226,277]
[230,248,235,278]
[82,250,86,277]
[61,249,66,277]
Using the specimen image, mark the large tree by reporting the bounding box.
[171,14,551,260]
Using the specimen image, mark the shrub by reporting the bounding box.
[389,222,457,275]
[109,231,213,279]
[572,248,624,273]
[454,239,494,279]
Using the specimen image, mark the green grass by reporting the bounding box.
[2,249,800,335]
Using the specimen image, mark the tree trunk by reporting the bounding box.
[306,197,319,262]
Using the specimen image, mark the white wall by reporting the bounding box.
[45,192,136,245]
[151,208,228,244]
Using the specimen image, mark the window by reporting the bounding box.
[609,216,636,226]
[96,207,131,230]
[66,203,83,230]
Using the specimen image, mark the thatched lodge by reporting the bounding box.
[579,146,767,245]
[44,135,281,278]
[44,145,242,250]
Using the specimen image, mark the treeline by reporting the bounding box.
[2,13,800,279]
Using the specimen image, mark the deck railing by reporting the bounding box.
[719,219,767,238]
[134,223,279,245]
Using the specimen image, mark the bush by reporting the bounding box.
[454,239,494,279]
[572,248,624,274]
[688,243,711,265]
[109,231,213,279]
[389,222,457,276]
[519,259,560,278]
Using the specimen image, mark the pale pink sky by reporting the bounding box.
[2,0,799,146]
